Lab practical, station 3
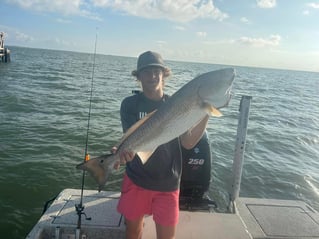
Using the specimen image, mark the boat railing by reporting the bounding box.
[228,95,252,213]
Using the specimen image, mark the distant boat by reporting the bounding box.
[0,32,11,62]
[25,96,319,239]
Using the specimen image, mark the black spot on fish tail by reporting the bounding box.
[99,153,113,164]
[76,162,84,170]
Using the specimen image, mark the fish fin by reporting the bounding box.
[117,110,157,147]
[203,102,223,117]
[210,106,223,117]
[137,150,156,164]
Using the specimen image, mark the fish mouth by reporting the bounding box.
[218,73,235,108]
[209,84,234,109]
[219,83,234,108]
[219,93,233,109]
[197,68,235,109]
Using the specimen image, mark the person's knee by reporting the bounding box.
[125,217,144,239]
[155,223,176,239]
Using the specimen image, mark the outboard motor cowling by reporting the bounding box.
[180,131,211,198]
[179,131,216,211]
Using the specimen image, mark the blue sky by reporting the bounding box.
[1,0,319,72]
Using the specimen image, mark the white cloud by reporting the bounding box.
[196,31,207,38]
[6,0,102,20]
[0,25,34,42]
[174,25,186,31]
[92,0,229,22]
[52,37,75,46]
[240,17,250,24]
[303,10,310,15]
[238,35,281,47]
[256,0,276,8]
[156,40,167,45]
[15,31,34,42]
[307,3,319,9]
[303,2,319,15]
[6,0,228,22]
[7,0,82,14]
[56,18,72,24]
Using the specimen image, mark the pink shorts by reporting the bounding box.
[117,174,179,226]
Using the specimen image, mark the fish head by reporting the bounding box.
[197,68,235,109]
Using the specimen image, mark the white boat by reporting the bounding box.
[26,96,319,239]
[0,32,10,62]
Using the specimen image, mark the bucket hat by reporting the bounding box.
[132,51,170,76]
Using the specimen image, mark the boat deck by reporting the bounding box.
[26,188,319,239]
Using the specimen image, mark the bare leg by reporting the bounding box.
[125,216,144,239]
[155,223,176,239]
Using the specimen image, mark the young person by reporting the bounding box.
[114,51,209,239]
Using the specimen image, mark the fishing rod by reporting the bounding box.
[75,30,98,237]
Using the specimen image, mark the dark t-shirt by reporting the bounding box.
[120,93,182,192]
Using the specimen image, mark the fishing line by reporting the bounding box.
[75,29,98,233]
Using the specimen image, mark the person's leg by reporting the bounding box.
[152,190,179,239]
[117,175,152,238]
[125,216,144,239]
[155,223,176,239]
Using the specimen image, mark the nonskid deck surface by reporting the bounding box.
[26,189,126,239]
[235,197,319,238]
[26,189,319,239]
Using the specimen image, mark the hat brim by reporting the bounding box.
[132,63,167,76]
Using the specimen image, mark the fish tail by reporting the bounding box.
[76,153,116,190]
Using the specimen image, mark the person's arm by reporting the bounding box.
[120,97,137,133]
[113,97,138,169]
[180,115,209,150]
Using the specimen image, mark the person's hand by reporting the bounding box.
[112,147,121,170]
[112,147,135,170]
[119,150,135,164]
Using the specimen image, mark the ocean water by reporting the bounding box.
[0,46,318,238]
